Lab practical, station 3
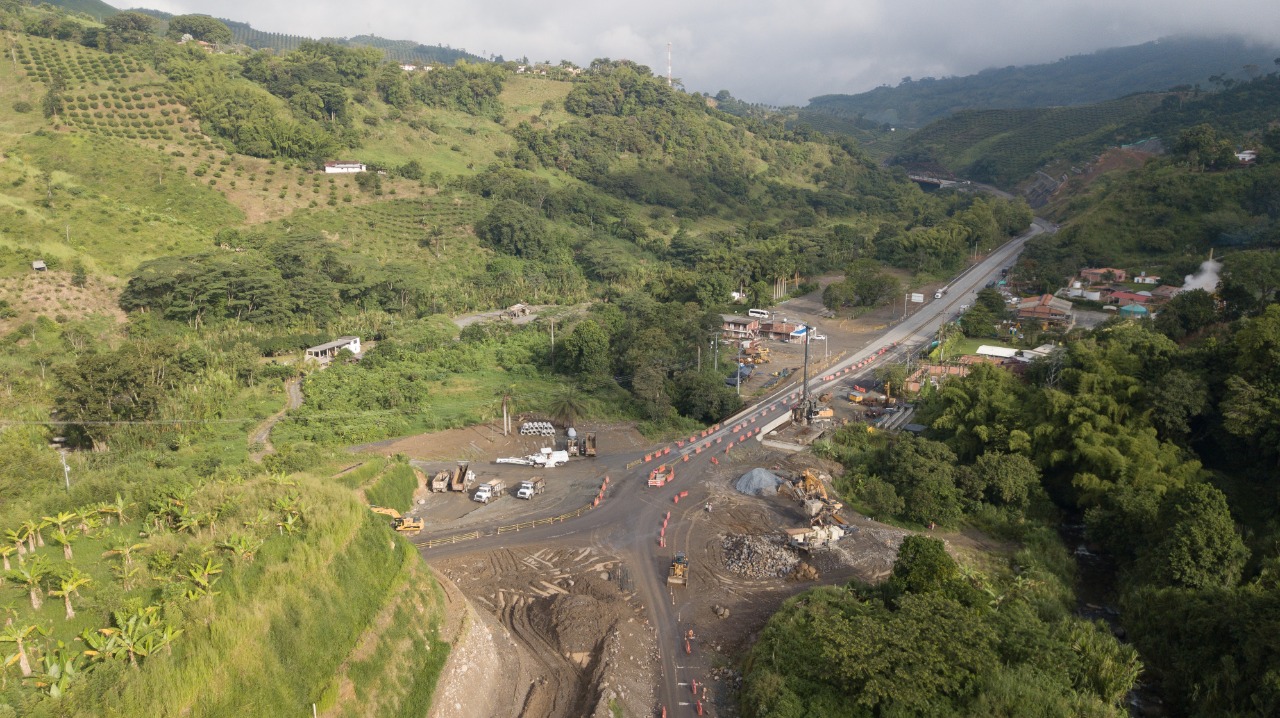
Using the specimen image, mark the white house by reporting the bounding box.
[1134,273,1161,285]
[324,162,367,174]
[306,336,361,363]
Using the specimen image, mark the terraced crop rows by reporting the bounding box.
[15,37,213,146]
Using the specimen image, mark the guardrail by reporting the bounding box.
[419,531,483,549]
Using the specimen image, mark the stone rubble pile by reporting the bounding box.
[721,533,801,578]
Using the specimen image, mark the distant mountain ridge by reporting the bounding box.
[807,36,1280,128]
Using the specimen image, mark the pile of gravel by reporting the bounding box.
[721,534,800,578]
[735,468,783,496]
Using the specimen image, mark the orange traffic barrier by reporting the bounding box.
[683,454,689,462]
[644,454,652,462]
[680,491,688,498]
[593,498,599,507]
[660,526,665,537]
[710,457,718,465]
[673,495,680,504]
[692,678,699,695]
[685,639,692,654]
[664,447,671,455]
[696,700,704,715]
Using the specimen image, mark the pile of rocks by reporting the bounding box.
[734,468,783,496]
[721,534,801,578]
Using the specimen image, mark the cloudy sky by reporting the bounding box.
[136,0,1280,105]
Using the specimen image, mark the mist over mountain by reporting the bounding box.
[806,36,1280,128]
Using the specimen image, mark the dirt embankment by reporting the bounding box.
[429,547,657,718]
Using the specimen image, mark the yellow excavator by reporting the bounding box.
[783,470,847,526]
[369,506,424,534]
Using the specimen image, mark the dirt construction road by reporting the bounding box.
[412,221,1048,716]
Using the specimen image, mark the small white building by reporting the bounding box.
[306,336,361,363]
[1134,273,1161,285]
[324,162,367,174]
[32,259,47,271]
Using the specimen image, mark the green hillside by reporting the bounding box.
[892,94,1165,186]
[888,72,1280,190]
[0,5,1040,712]
[806,35,1280,127]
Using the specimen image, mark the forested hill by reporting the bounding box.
[806,36,1280,128]
[888,71,1280,188]
[39,0,487,64]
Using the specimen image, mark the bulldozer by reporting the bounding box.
[780,470,847,526]
[667,552,689,587]
[369,506,424,534]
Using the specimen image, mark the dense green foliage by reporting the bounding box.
[909,311,1280,714]
[743,537,1136,717]
[806,36,1280,127]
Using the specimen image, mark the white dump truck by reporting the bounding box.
[472,479,506,504]
[516,477,545,500]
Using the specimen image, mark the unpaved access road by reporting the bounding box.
[413,220,1050,715]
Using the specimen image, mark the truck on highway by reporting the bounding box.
[934,286,949,299]
[473,479,505,503]
[516,477,545,500]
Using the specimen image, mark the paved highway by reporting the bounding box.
[416,219,1050,715]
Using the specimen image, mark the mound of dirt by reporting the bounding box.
[536,594,614,656]
[735,468,783,496]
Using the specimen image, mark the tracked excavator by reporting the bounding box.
[780,470,847,526]
[369,506,424,534]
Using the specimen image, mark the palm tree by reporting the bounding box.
[0,623,44,677]
[10,556,51,610]
[44,511,76,536]
[98,494,131,525]
[185,559,223,601]
[217,534,262,563]
[4,528,27,557]
[102,540,148,570]
[51,527,77,561]
[546,388,590,429]
[49,570,92,620]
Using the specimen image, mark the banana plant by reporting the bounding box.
[0,623,46,677]
[49,569,92,620]
[9,555,51,610]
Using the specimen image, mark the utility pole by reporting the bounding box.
[59,450,70,494]
[713,337,719,371]
[801,326,811,405]
[549,319,555,371]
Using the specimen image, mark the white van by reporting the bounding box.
[747,308,770,319]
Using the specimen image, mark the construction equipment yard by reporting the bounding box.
[352,230,1042,717]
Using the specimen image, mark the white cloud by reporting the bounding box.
[137,0,1280,104]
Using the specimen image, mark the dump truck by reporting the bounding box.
[369,506,424,534]
[430,470,451,493]
[473,479,506,504]
[584,433,597,457]
[667,552,689,586]
[449,462,474,492]
[516,477,545,500]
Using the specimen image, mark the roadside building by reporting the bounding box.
[1134,272,1161,285]
[759,321,798,341]
[1108,290,1152,308]
[1017,294,1074,328]
[720,314,759,341]
[1080,267,1128,284]
[1151,285,1183,302]
[305,336,362,363]
[324,162,367,174]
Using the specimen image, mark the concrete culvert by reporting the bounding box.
[735,468,783,496]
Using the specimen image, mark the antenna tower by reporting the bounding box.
[667,42,672,87]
